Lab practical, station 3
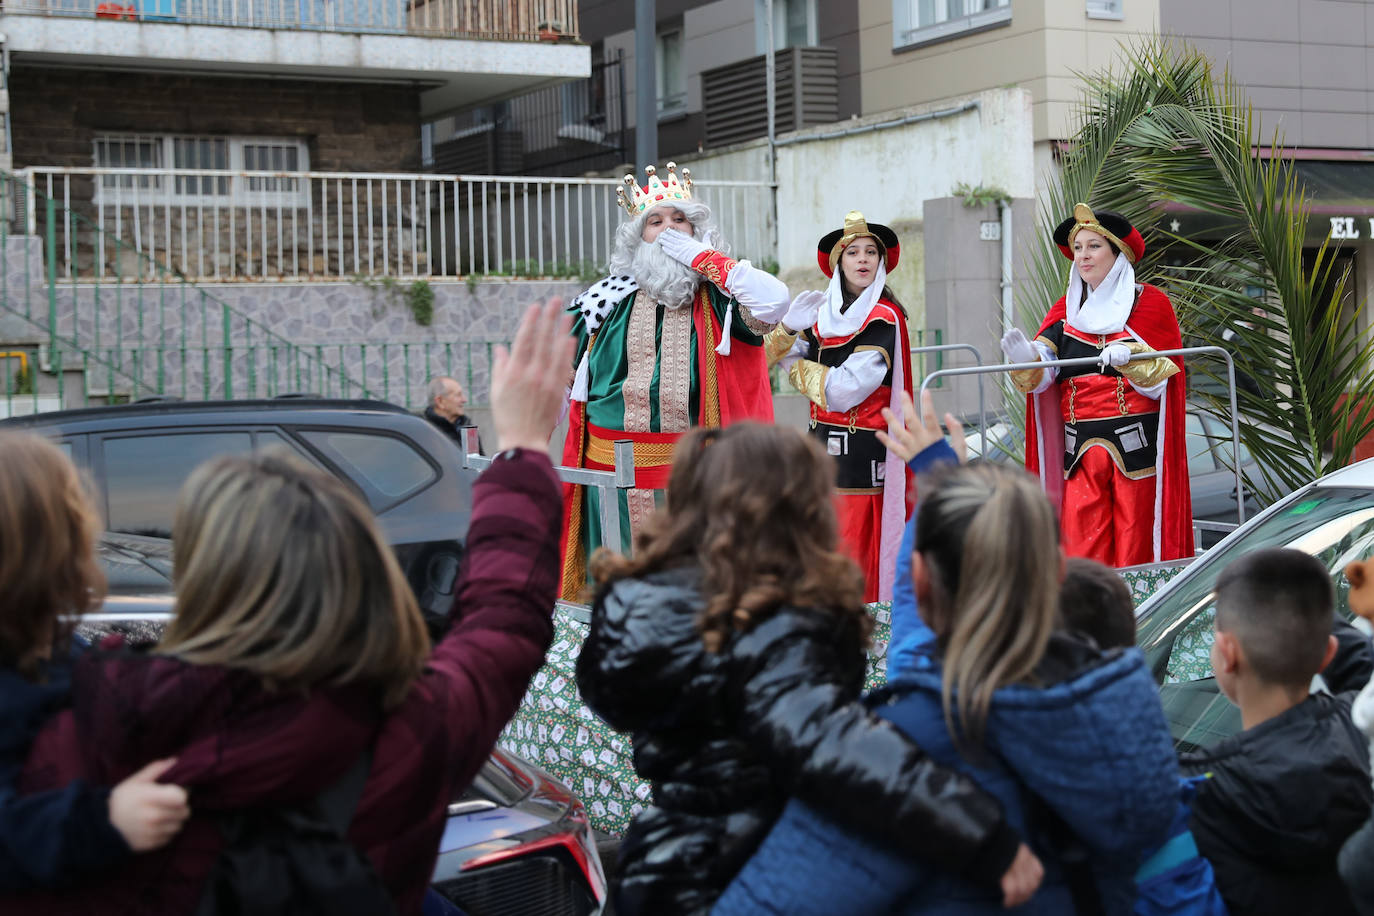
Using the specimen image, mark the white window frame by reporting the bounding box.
[1085,0,1123,19]
[93,133,311,207]
[755,0,818,54]
[892,0,1011,52]
[656,29,687,118]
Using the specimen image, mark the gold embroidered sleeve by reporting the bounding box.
[738,306,777,338]
[1009,356,1045,395]
[1119,341,1181,388]
[1008,335,1055,393]
[788,359,829,410]
[763,326,798,367]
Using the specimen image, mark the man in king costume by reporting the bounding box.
[559,163,790,599]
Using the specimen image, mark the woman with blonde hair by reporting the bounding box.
[715,450,1179,914]
[14,299,576,915]
[576,421,1042,916]
[0,432,190,890]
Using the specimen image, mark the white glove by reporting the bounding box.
[782,290,826,332]
[656,228,709,267]
[1099,343,1132,369]
[1001,328,1037,364]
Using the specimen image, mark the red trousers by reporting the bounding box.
[836,491,881,603]
[1060,446,1157,567]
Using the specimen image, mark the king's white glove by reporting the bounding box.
[782,290,826,333]
[656,228,709,267]
[1099,343,1132,369]
[1001,328,1037,364]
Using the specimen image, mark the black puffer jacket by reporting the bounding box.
[575,566,1018,916]
[1182,698,1371,916]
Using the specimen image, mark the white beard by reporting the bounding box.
[630,240,699,310]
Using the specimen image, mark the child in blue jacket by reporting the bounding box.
[0,432,190,891]
[714,394,1177,915]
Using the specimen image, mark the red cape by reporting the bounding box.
[1023,284,1194,563]
[557,286,773,598]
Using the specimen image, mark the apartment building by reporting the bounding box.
[2,0,588,280]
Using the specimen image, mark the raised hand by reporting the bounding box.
[1000,328,1037,364]
[491,298,576,454]
[876,389,966,464]
[782,290,826,332]
[656,228,709,267]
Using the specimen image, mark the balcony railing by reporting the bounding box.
[2,0,579,40]
[430,51,627,176]
[20,167,776,282]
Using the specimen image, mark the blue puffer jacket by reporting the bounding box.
[714,635,1179,916]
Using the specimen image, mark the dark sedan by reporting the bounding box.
[3,398,471,627]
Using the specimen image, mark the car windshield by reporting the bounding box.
[1137,486,1374,753]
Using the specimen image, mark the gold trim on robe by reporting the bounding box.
[763,326,799,367]
[1118,341,1181,388]
[788,359,830,410]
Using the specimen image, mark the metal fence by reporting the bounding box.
[0,175,374,416]
[21,168,777,283]
[2,0,578,40]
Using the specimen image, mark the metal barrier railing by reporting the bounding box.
[0,172,372,411]
[460,425,635,562]
[920,345,1246,528]
[912,342,986,436]
[461,426,631,619]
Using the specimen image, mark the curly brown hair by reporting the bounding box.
[589,422,869,652]
[0,432,105,680]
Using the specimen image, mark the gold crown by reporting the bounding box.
[617,162,693,217]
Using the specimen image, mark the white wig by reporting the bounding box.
[608,201,726,309]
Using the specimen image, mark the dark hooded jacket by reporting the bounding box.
[575,566,1019,916]
[1180,619,1374,916]
[0,649,129,890]
[1181,691,1372,916]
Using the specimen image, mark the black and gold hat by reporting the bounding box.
[1053,203,1145,263]
[817,211,901,278]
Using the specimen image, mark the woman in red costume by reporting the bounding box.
[766,211,913,601]
[1001,203,1193,567]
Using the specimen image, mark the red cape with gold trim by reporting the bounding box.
[1023,283,1194,563]
[557,285,774,599]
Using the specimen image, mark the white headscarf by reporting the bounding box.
[1064,251,1136,335]
[817,260,888,339]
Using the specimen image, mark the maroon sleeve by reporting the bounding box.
[428,449,562,764]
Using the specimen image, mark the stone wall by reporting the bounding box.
[48,276,588,407]
[11,67,422,173]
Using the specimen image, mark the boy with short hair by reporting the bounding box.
[1057,557,1136,651]
[1184,547,1373,916]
